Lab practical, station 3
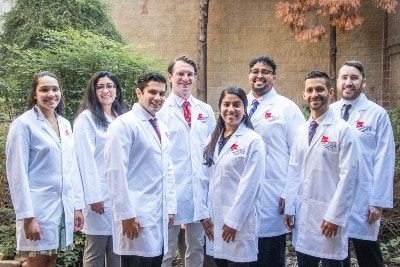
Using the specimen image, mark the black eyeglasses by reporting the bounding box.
[96,84,116,91]
[249,69,274,76]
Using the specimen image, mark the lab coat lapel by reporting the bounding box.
[133,104,162,148]
[307,109,334,150]
[35,107,61,147]
[214,123,246,164]
[169,100,190,131]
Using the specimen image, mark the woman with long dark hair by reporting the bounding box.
[198,86,266,266]
[6,71,85,267]
[74,71,126,266]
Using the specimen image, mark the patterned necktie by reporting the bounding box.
[342,104,352,122]
[149,118,161,143]
[183,100,191,127]
[308,120,318,145]
[249,99,259,118]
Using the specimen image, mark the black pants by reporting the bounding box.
[213,258,254,267]
[252,234,286,267]
[343,238,383,267]
[121,254,163,267]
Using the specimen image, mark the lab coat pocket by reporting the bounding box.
[352,181,372,212]
[357,130,375,149]
[132,194,160,227]
[223,206,255,240]
[18,221,58,247]
[306,199,333,235]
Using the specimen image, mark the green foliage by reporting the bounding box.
[381,236,400,262]
[0,208,16,258]
[388,108,400,177]
[56,231,85,266]
[0,0,123,48]
[0,28,163,121]
[301,104,311,120]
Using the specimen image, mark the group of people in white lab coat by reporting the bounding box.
[5,57,395,267]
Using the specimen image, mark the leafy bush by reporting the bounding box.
[0,208,16,258]
[0,28,163,121]
[56,231,85,267]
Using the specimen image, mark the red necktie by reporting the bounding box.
[183,100,191,127]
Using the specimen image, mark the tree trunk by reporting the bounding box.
[329,18,337,101]
[382,11,390,108]
[197,0,210,102]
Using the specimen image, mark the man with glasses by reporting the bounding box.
[331,60,395,267]
[247,56,305,266]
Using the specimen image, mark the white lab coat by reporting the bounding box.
[74,110,113,235]
[105,104,177,257]
[247,89,305,237]
[196,123,265,262]
[6,106,85,252]
[331,94,395,240]
[285,108,359,260]
[157,94,216,224]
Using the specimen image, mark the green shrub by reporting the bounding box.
[0,28,163,121]
[56,231,85,267]
[0,208,16,258]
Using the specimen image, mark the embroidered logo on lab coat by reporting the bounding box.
[230,143,245,155]
[356,121,372,132]
[65,129,71,136]
[197,113,209,123]
[164,131,170,139]
[264,112,279,122]
[320,136,337,150]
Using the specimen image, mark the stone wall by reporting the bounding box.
[108,0,400,110]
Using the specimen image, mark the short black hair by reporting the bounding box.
[249,56,277,74]
[305,70,331,88]
[137,72,167,92]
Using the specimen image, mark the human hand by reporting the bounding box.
[24,217,41,241]
[283,215,295,231]
[201,218,214,241]
[222,224,237,243]
[122,218,141,239]
[90,201,104,214]
[279,198,285,215]
[367,206,383,224]
[321,220,339,237]
[74,210,84,231]
[168,214,175,229]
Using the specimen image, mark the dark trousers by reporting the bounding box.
[343,238,384,267]
[252,234,286,267]
[121,254,163,267]
[296,251,343,267]
[213,258,254,267]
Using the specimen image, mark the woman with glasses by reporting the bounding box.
[74,71,126,266]
[6,71,85,267]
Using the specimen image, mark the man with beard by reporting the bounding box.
[331,60,395,267]
[246,56,305,267]
[284,70,359,267]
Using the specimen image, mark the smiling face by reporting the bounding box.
[95,76,117,109]
[220,93,245,130]
[337,65,366,101]
[303,77,333,119]
[34,75,61,115]
[248,62,276,97]
[168,60,196,99]
[136,81,166,117]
